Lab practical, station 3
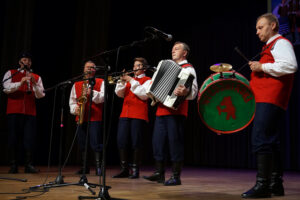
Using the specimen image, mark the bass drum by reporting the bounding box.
[198,71,255,134]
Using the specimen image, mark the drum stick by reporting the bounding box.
[234,42,274,72]
[234,46,263,72]
[234,47,249,62]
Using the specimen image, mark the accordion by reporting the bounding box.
[146,59,195,110]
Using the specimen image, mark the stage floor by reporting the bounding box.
[0,166,299,200]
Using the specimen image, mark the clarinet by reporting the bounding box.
[24,65,33,94]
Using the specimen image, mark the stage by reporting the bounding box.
[0,166,299,200]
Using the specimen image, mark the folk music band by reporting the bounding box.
[1,13,298,198]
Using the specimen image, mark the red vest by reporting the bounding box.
[250,36,294,110]
[119,76,151,121]
[156,63,193,117]
[74,78,104,122]
[6,69,40,116]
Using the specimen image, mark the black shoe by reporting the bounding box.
[24,151,39,173]
[24,164,39,173]
[8,164,18,174]
[164,176,181,186]
[143,172,165,183]
[270,182,284,196]
[112,168,129,178]
[242,177,271,198]
[8,148,18,174]
[128,164,139,179]
[270,174,284,196]
[164,161,182,186]
[129,174,139,179]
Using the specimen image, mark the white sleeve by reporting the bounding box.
[262,39,298,77]
[92,81,105,104]
[129,79,151,101]
[33,76,45,99]
[115,81,126,98]
[69,84,78,115]
[185,67,198,100]
[2,70,22,94]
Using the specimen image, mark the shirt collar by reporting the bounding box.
[177,60,188,65]
[135,73,145,78]
[17,68,26,73]
[266,34,281,44]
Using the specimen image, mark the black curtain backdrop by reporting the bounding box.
[1,0,300,171]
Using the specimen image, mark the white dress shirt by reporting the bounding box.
[2,69,45,99]
[69,80,105,115]
[262,34,298,77]
[115,73,151,101]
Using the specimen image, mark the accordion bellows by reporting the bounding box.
[146,59,194,110]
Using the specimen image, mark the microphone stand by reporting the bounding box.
[88,33,158,60]
[76,73,100,191]
[28,73,99,194]
[28,79,78,191]
[78,65,112,200]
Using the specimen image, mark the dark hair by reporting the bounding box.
[174,41,190,58]
[133,57,148,66]
[19,52,32,60]
[257,13,279,33]
[84,60,95,66]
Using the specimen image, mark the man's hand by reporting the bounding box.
[120,74,132,82]
[28,74,36,85]
[174,85,189,96]
[249,61,263,72]
[20,76,31,85]
[75,106,80,115]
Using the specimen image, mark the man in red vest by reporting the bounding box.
[2,52,45,173]
[242,13,298,198]
[143,41,198,186]
[112,57,151,179]
[69,60,105,176]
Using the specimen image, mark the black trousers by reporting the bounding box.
[251,103,285,154]
[77,121,103,152]
[7,113,37,151]
[116,118,146,149]
[152,115,185,162]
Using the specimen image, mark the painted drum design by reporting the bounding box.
[198,71,255,134]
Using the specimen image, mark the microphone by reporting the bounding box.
[20,62,33,72]
[24,65,31,71]
[91,66,111,71]
[144,26,173,41]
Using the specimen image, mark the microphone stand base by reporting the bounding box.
[54,174,64,184]
[78,186,112,200]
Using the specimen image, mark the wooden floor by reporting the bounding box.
[0,166,299,200]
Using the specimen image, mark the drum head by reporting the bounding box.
[198,73,255,134]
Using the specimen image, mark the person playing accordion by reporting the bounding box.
[144,41,198,186]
